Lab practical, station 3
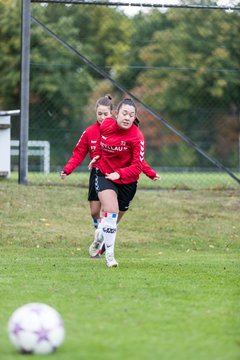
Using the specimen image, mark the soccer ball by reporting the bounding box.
[7,303,65,354]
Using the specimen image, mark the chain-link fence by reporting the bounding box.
[6,1,240,189]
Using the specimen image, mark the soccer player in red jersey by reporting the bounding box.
[61,96,160,262]
[88,98,155,267]
[61,95,114,231]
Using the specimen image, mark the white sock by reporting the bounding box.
[97,218,104,245]
[101,212,118,256]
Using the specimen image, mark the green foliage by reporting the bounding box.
[0,0,21,109]
[0,3,239,169]
[29,4,134,162]
[161,142,198,167]
[135,9,240,110]
[127,9,240,165]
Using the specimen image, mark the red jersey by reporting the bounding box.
[94,117,147,184]
[141,160,158,179]
[63,119,158,180]
[63,121,100,175]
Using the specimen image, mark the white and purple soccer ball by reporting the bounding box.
[8,303,65,355]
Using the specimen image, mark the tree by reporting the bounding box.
[0,2,135,166]
[126,9,240,166]
[0,0,21,110]
[135,9,240,115]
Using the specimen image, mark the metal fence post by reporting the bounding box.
[19,0,31,185]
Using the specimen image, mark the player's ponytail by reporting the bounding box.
[133,117,140,127]
[105,94,112,101]
[96,94,114,111]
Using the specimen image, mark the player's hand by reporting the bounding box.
[88,156,100,170]
[152,174,161,181]
[105,172,120,181]
[60,170,67,179]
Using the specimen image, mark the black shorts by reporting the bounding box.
[94,169,137,212]
[88,168,99,201]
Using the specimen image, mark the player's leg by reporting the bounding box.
[89,200,101,229]
[89,181,137,259]
[100,182,137,267]
[88,168,100,229]
[88,170,117,259]
[98,189,119,267]
[117,211,125,223]
[89,199,106,258]
[90,170,119,267]
[88,169,105,258]
[91,206,123,258]
[89,201,106,258]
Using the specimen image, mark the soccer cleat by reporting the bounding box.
[106,252,118,268]
[89,229,104,257]
[91,243,106,259]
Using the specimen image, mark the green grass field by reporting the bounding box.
[0,180,239,359]
[7,170,240,190]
